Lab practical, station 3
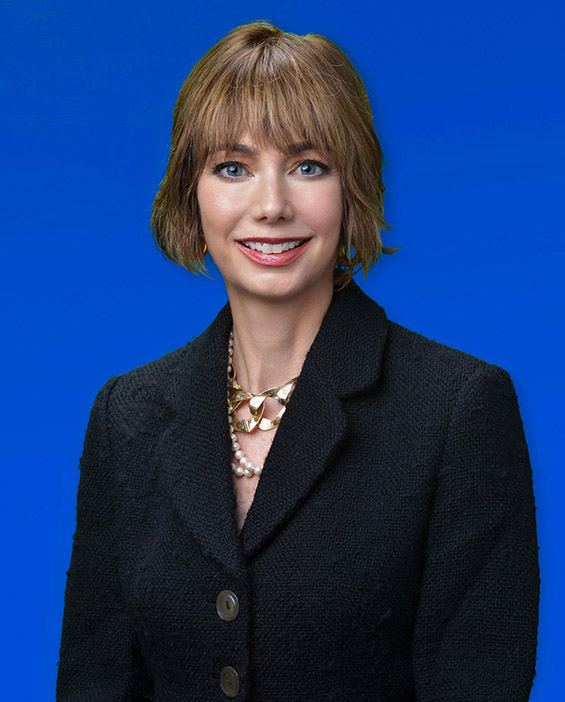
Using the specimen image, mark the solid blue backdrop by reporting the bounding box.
[1,1,562,699]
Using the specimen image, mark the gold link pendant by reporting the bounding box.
[228,370,298,432]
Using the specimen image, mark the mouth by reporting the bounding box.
[238,239,308,254]
[235,237,311,267]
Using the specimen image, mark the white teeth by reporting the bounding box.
[242,240,305,253]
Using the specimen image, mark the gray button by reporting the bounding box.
[220,666,240,697]
[216,590,240,622]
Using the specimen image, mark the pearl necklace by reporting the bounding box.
[227,330,297,478]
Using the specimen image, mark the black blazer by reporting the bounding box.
[56,282,539,701]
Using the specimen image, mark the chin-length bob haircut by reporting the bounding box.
[151,20,397,288]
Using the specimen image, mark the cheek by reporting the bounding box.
[197,181,241,230]
[311,188,343,239]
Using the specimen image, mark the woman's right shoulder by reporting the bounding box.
[90,339,196,441]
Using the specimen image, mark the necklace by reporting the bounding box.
[227,329,298,478]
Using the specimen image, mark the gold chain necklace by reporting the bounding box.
[227,329,298,477]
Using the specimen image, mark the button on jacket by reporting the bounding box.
[56,281,539,701]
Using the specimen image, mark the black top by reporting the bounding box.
[57,281,539,701]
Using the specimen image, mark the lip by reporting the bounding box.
[235,239,311,267]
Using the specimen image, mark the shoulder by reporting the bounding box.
[91,340,196,441]
[111,341,193,401]
[379,316,517,422]
[317,283,515,411]
[386,319,511,383]
[376,318,528,472]
[338,282,511,388]
[88,300,232,443]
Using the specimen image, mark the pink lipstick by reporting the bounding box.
[235,238,311,267]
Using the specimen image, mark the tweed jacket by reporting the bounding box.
[56,281,539,701]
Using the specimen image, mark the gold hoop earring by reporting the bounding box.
[199,231,208,256]
[337,244,350,267]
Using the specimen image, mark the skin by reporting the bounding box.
[196,131,343,531]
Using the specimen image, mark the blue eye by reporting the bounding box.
[222,163,243,178]
[299,162,317,175]
[214,162,245,178]
[299,160,329,176]
[226,164,244,177]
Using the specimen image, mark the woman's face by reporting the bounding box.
[196,132,342,303]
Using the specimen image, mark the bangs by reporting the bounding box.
[191,43,352,167]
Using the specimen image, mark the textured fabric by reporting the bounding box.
[56,281,540,701]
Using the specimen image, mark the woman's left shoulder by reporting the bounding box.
[383,317,517,406]
[342,283,513,395]
[380,319,530,475]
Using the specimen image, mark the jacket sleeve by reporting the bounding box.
[56,377,152,701]
[411,364,540,701]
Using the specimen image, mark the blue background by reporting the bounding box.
[1,1,562,698]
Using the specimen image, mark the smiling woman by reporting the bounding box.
[56,20,539,702]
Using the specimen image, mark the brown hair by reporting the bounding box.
[151,20,397,288]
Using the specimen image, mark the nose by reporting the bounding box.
[250,168,294,223]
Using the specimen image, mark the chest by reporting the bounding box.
[116,448,434,700]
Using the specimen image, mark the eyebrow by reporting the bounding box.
[213,141,313,156]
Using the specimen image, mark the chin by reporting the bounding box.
[229,271,333,304]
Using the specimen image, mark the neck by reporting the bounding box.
[226,282,334,393]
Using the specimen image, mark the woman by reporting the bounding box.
[56,20,539,701]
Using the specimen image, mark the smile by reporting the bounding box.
[241,240,306,254]
[235,238,311,267]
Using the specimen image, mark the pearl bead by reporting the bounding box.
[227,328,264,479]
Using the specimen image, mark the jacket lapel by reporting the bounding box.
[241,282,389,557]
[239,361,348,556]
[157,303,246,577]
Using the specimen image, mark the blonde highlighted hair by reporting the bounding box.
[151,20,396,288]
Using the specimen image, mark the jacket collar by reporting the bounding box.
[157,281,388,573]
